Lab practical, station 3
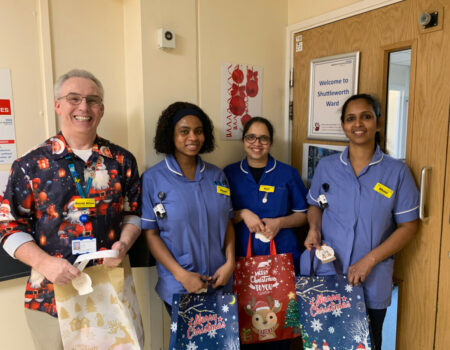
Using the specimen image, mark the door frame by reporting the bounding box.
[283,0,404,163]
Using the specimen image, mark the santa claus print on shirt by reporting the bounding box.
[57,196,92,244]
[85,156,113,216]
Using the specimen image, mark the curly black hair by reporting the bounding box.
[154,101,215,154]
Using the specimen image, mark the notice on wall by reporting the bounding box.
[0,69,17,164]
[307,52,359,140]
[0,171,8,195]
[221,63,263,140]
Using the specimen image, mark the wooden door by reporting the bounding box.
[291,0,450,348]
[435,102,450,348]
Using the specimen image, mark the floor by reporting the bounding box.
[382,285,398,350]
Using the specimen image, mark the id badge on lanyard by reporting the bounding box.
[65,153,100,254]
[72,236,97,255]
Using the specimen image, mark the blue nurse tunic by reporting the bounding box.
[307,146,419,309]
[224,155,308,273]
[141,154,234,304]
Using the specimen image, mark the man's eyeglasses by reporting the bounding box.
[58,93,103,106]
[243,134,271,145]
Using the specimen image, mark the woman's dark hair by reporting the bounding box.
[154,102,215,154]
[241,116,274,142]
[340,93,381,123]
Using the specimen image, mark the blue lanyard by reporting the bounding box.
[65,153,99,198]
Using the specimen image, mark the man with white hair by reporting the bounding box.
[0,69,141,349]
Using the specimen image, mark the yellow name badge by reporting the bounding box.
[259,185,275,193]
[217,186,230,196]
[373,183,394,198]
[74,198,96,208]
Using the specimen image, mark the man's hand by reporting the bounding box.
[103,222,140,267]
[211,260,234,289]
[35,255,80,286]
[103,240,127,267]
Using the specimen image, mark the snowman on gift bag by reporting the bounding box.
[304,340,318,350]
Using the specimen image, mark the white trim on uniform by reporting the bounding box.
[395,206,419,216]
[369,153,384,166]
[165,157,183,176]
[141,217,156,222]
[265,160,277,173]
[308,191,319,204]
[239,159,248,174]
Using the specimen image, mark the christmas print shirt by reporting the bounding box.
[0,133,140,317]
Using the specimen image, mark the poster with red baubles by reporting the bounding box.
[221,63,263,140]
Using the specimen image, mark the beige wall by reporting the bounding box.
[140,0,199,168]
[288,0,361,25]
[0,1,51,348]
[50,0,129,149]
[0,1,47,158]
[123,0,146,171]
[198,0,289,166]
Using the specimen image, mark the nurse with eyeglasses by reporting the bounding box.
[224,116,308,350]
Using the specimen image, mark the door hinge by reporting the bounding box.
[289,101,293,120]
[289,68,294,88]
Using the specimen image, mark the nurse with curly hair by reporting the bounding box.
[141,102,235,313]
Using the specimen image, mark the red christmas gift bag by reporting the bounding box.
[233,234,301,344]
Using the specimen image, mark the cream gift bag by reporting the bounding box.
[54,251,144,350]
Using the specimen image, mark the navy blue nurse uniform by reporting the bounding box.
[141,154,234,305]
[307,146,419,309]
[224,155,308,273]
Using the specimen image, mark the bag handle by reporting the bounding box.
[246,232,277,258]
[300,248,342,276]
[73,250,119,271]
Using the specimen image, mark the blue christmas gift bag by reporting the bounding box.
[169,294,240,350]
[296,251,373,350]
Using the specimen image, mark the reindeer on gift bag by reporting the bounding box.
[245,296,282,341]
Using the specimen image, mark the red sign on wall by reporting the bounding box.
[0,99,11,115]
